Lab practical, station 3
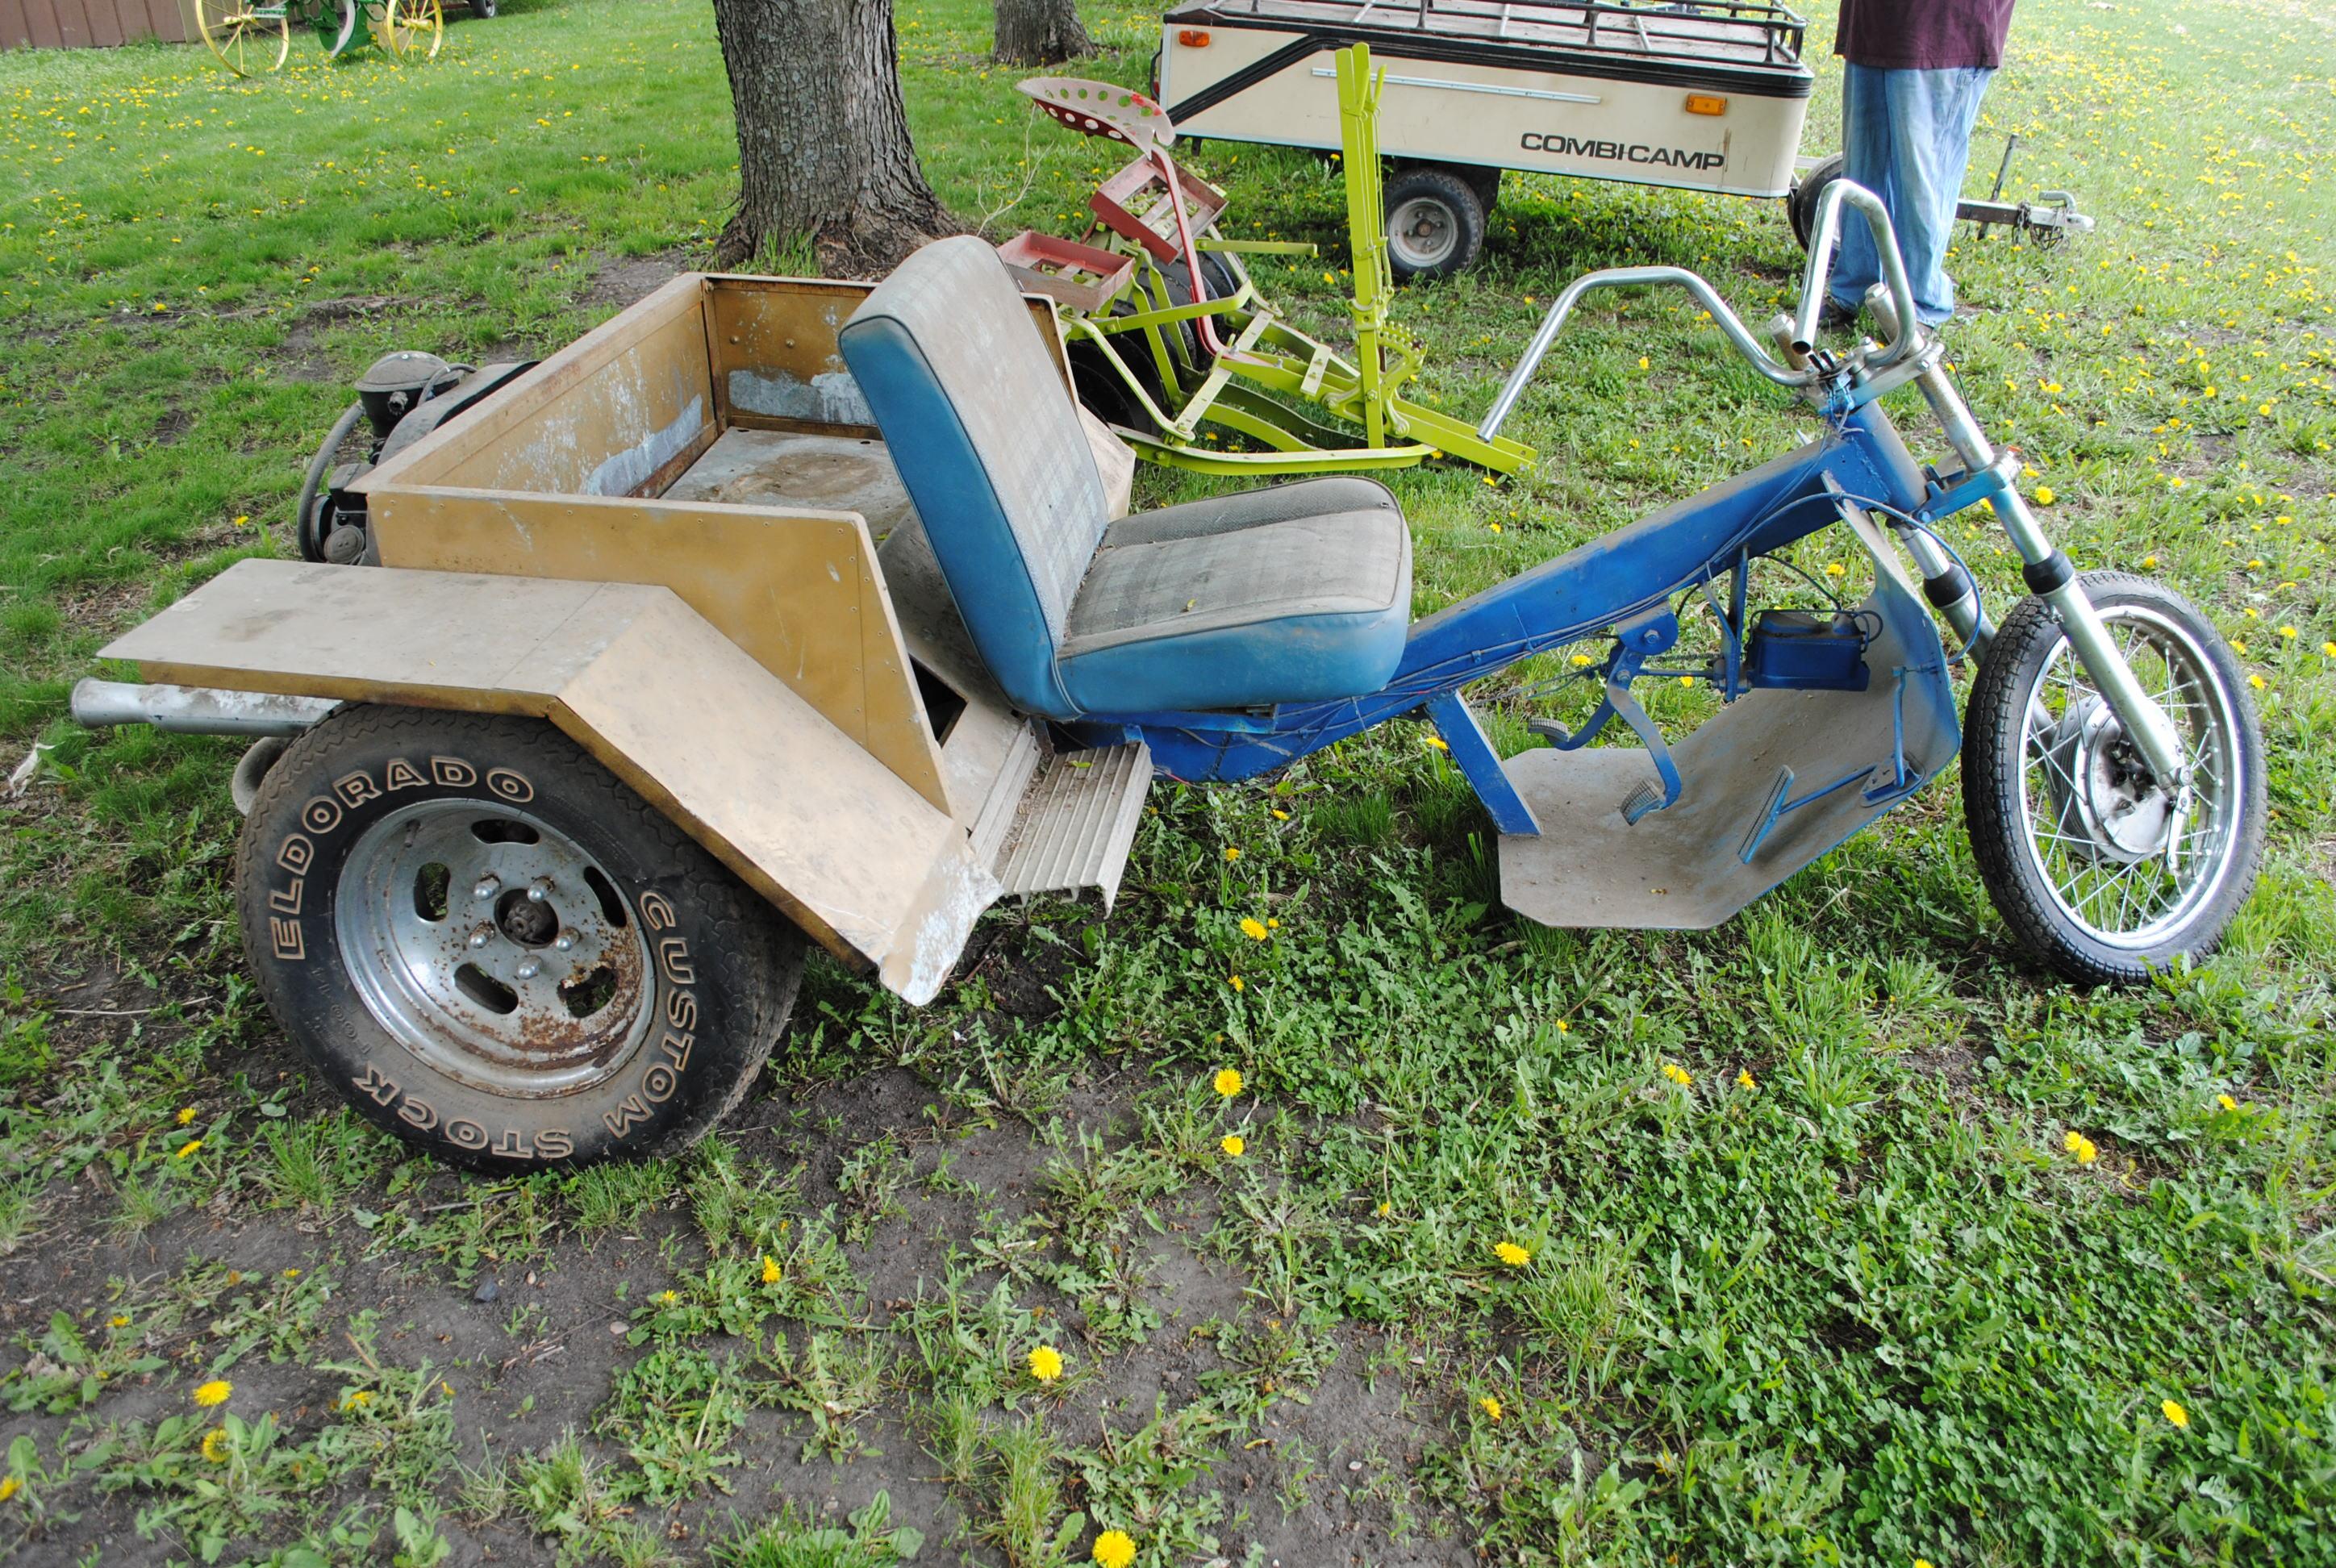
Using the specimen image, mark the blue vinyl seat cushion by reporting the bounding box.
[839,236,1410,720]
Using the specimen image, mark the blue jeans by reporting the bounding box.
[1831,62,1994,326]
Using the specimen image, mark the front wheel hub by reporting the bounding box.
[2041,696,2174,865]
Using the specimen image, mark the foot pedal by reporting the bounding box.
[993,742,1153,911]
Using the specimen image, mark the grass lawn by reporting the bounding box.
[2,0,2334,1562]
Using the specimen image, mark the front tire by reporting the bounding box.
[1962,572,2264,984]
[236,707,803,1170]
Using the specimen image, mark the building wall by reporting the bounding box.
[0,0,197,48]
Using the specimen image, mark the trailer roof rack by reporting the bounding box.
[1193,0,1807,71]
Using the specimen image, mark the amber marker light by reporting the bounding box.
[1685,94,1728,115]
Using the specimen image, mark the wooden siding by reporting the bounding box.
[1,0,194,48]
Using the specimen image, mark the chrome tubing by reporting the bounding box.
[1861,295,2186,785]
[1479,181,1920,442]
[1791,180,1922,367]
[72,679,338,737]
[1478,265,1814,441]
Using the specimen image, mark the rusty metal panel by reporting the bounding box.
[365,480,952,815]
[96,560,999,1000]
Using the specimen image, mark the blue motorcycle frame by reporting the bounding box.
[1068,182,2198,932]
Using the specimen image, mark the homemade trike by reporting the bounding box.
[73,185,2261,1171]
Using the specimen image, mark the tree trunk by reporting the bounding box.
[711,0,955,274]
[993,0,1094,66]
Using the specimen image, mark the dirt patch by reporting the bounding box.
[580,248,707,315]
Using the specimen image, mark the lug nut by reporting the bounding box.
[467,924,494,949]
[515,957,542,980]
[473,875,499,899]
[527,877,553,903]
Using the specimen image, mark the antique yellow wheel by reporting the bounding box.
[375,0,444,65]
[194,0,290,76]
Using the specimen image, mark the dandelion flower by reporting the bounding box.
[2277,626,2296,640]
[1239,917,1269,941]
[1824,562,1846,578]
[1213,1068,1244,1098]
[1222,845,1241,862]
[0,1475,17,1501]
[657,1290,678,1305]
[2033,486,2056,505]
[193,1379,232,1407]
[176,1106,197,1125]
[2142,554,2159,569]
[175,1139,202,1160]
[2248,673,2266,690]
[1737,1068,1756,1091]
[1029,1345,1065,1382]
[761,1255,782,1284]
[1479,1395,1503,1421]
[1091,1530,1137,1568]
[1220,1134,1245,1157]
[2217,1094,2237,1111]
[201,1428,230,1462]
[2322,641,2336,658]
[2162,1399,2189,1428]
[1423,735,1450,752]
[1494,1241,1532,1268]
[2064,1132,2098,1165]
[1661,1062,1692,1086]
[341,1390,374,1411]
[109,1315,130,1328]
[1228,974,1244,992]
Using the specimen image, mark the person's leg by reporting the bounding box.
[1878,66,1994,323]
[1829,60,1892,314]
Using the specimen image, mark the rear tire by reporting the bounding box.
[236,707,803,1170]
[1383,165,1485,281]
[1961,572,2264,985]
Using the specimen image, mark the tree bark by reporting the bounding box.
[711,0,956,274]
[993,0,1094,66]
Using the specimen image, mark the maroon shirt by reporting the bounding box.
[1835,0,2017,70]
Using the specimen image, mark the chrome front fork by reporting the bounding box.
[1862,292,2191,793]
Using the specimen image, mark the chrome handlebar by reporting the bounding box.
[1477,179,1924,441]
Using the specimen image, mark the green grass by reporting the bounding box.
[2,0,2334,1563]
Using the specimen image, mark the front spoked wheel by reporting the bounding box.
[1963,570,2265,984]
[195,0,290,75]
[374,0,444,63]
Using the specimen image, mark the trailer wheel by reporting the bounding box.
[236,706,803,1171]
[1788,152,1845,254]
[1383,166,1485,281]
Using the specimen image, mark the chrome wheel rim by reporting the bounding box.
[335,800,653,1097]
[2012,604,2245,949]
[1387,197,1457,270]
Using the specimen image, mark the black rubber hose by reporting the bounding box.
[296,402,368,563]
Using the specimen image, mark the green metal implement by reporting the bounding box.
[1006,47,1533,477]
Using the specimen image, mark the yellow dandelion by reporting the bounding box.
[1213,1068,1244,1098]
[2162,1399,2189,1428]
[109,1315,130,1328]
[2248,673,2266,690]
[1228,974,1244,992]
[1737,1068,1756,1091]
[2033,486,2056,506]
[1494,1241,1532,1268]
[761,1255,782,1284]
[193,1379,232,1407]
[1239,917,1269,941]
[341,1389,374,1412]
[2064,1132,2098,1165]
[0,1475,17,1502]
[1662,1062,1692,1086]
[201,1428,230,1462]
[1222,845,1241,862]
[2321,642,2336,658]
[1825,562,1846,578]
[1028,1345,1065,1382]
[1916,1560,1936,1568]
[2216,1094,2237,1111]
[2142,554,2159,569]
[2277,625,2296,640]
[1220,1134,1245,1157]
[176,1106,197,1125]
[175,1139,202,1160]
[1479,1395,1503,1421]
[1271,808,1290,820]
[1423,735,1450,752]
[1091,1530,1137,1568]
[657,1290,678,1305]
